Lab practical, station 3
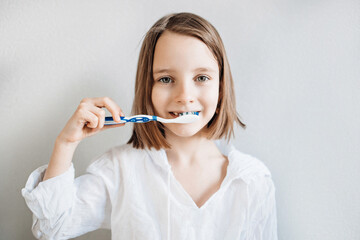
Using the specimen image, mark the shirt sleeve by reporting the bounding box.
[247,174,278,240]
[21,152,116,240]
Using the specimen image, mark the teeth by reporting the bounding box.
[170,112,200,117]
[172,111,199,116]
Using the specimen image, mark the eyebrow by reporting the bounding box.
[153,67,217,75]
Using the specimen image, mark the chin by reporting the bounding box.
[166,123,210,138]
[165,124,204,138]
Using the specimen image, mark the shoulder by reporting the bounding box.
[112,143,147,159]
[228,147,272,184]
[84,144,148,191]
[216,140,271,181]
[228,148,276,203]
[86,144,146,174]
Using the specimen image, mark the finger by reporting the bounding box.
[80,110,98,129]
[89,97,124,122]
[102,123,125,130]
[88,105,106,129]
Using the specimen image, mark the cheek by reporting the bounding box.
[151,87,166,113]
[203,85,219,112]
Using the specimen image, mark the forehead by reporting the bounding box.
[153,31,219,73]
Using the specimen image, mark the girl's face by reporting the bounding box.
[151,31,220,138]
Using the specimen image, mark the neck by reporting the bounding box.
[165,130,222,167]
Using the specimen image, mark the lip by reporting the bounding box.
[168,111,201,118]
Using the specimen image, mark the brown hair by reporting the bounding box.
[128,12,246,150]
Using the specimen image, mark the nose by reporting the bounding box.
[174,79,195,104]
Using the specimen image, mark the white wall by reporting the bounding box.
[1,0,359,239]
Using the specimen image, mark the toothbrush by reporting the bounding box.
[104,111,200,125]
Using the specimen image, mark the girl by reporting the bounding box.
[22,12,277,240]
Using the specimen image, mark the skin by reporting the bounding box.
[152,31,228,208]
[43,31,228,208]
[43,97,124,181]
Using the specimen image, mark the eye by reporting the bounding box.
[158,77,172,84]
[196,75,210,82]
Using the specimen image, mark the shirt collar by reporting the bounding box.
[144,138,271,185]
[145,139,234,171]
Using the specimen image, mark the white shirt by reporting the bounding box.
[22,140,278,240]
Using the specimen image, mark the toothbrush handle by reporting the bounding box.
[104,115,157,125]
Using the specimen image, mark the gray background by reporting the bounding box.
[1,0,359,239]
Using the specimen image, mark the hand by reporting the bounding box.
[57,97,125,146]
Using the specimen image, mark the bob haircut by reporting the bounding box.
[128,12,246,150]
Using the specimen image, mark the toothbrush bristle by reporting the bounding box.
[172,111,200,123]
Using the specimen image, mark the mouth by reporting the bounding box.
[169,111,200,118]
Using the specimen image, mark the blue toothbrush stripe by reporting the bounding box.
[104,112,199,125]
[105,116,157,123]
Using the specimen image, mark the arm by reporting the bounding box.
[42,139,77,181]
[22,154,117,239]
[43,97,124,181]
[22,97,124,239]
